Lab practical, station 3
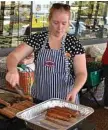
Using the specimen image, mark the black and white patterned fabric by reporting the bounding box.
[23,31,85,78]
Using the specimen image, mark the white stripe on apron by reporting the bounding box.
[31,33,79,104]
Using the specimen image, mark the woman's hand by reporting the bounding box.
[66,88,78,103]
[6,69,19,87]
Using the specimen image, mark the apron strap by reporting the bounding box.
[62,35,70,83]
[42,33,48,49]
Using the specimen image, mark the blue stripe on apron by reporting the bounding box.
[31,34,79,104]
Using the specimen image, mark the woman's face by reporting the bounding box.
[49,9,70,37]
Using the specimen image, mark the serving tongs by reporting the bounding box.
[15,84,32,101]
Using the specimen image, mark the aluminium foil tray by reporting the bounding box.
[16,98,94,130]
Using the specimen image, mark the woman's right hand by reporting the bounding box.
[6,69,19,87]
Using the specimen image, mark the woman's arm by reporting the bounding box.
[7,43,33,72]
[73,53,87,93]
[66,53,87,102]
[6,43,33,87]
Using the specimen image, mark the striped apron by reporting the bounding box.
[31,35,79,104]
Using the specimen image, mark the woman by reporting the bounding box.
[6,3,87,104]
[102,41,108,109]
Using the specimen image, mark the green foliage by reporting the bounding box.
[4,23,24,32]
[4,24,10,32]
[87,61,102,72]
[72,1,105,17]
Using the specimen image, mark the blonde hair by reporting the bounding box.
[48,3,70,21]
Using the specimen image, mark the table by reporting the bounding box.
[0,117,95,130]
[76,120,95,130]
[8,119,95,130]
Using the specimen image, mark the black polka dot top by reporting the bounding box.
[23,31,85,77]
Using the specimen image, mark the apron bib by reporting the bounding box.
[31,33,79,103]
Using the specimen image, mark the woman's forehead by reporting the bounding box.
[51,10,70,19]
[52,9,70,15]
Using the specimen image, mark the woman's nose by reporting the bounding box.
[58,24,63,30]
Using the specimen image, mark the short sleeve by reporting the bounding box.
[73,37,85,55]
[65,34,85,57]
[23,33,39,50]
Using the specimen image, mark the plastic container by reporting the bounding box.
[19,71,34,95]
[86,69,102,87]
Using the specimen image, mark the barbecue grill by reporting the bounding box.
[0,89,95,130]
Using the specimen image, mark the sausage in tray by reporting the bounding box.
[46,106,81,121]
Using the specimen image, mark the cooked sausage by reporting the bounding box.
[22,95,33,101]
[47,108,72,118]
[0,98,11,107]
[24,100,35,106]
[18,100,34,107]
[46,111,70,121]
[7,106,20,114]
[12,100,34,109]
[12,103,27,111]
[54,106,80,117]
[0,108,15,118]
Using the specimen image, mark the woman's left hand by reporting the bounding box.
[66,88,78,103]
